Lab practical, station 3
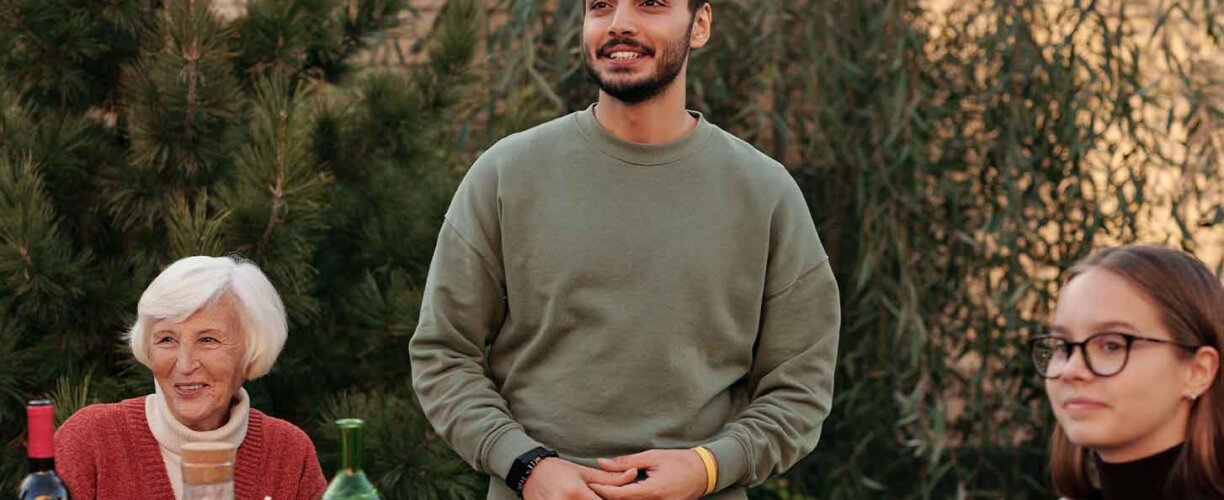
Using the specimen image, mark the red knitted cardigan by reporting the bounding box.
[55,396,327,500]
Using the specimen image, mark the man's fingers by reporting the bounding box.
[597,457,632,472]
[580,466,637,486]
[589,481,651,500]
[598,451,657,472]
[576,485,605,500]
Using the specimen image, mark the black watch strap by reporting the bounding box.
[506,446,559,496]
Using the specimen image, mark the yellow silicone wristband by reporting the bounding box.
[692,446,718,495]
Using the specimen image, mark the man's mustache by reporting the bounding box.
[597,38,656,57]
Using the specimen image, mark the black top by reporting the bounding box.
[1096,443,1182,500]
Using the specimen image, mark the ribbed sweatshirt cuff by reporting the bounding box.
[485,428,544,480]
[704,435,749,492]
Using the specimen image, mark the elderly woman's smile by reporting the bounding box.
[150,299,248,432]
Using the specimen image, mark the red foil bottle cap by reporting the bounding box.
[26,400,55,459]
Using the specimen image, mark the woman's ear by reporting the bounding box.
[1185,346,1219,399]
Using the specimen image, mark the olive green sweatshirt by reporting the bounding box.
[409,104,840,499]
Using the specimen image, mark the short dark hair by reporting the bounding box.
[689,0,709,14]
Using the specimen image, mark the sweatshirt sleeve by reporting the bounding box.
[702,175,841,490]
[408,153,545,480]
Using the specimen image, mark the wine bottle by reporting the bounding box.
[19,400,71,500]
[181,442,236,500]
[322,419,380,500]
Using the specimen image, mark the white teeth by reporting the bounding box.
[609,51,641,60]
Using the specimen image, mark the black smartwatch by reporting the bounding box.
[506,446,559,496]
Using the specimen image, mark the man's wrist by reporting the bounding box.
[505,446,559,496]
[691,446,718,495]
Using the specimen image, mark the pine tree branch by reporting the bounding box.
[0,4,67,63]
[184,41,199,171]
[244,59,282,78]
[258,111,288,248]
[179,0,201,172]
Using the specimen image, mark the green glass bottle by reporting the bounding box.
[322,419,381,500]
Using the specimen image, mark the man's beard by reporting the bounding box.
[582,29,692,105]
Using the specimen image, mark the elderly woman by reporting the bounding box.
[55,256,327,499]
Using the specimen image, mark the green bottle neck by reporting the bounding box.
[338,420,364,472]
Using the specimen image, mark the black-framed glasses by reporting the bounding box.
[1029,332,1201,379]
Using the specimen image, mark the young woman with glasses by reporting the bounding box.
[1029,245,1223,499]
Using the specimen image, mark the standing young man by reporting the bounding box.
[409,1,840,499]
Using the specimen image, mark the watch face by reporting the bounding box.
[509,447,559,493]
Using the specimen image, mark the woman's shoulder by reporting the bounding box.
[58,397,147,437]
[248,408,318,453]
[54,396,155,479]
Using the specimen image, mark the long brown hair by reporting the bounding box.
[1048,245,1224,498]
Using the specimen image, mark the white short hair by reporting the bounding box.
[127,255,288,380]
